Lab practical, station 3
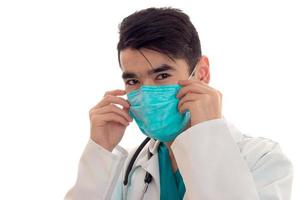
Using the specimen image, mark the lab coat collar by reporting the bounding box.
[142,116,243,151]
[135,139,161,186]
[134,116,243,188]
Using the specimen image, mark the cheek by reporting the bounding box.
[125,85,140,93]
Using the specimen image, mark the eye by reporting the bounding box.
[156,73,171,80]
[126,79,139,86]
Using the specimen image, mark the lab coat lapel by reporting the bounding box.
[135,139,161,191]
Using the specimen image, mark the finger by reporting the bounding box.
[178,93,200,108]
[178,101,192,113]
[97,95,130,108]
[122,106,130,113]
[176,84,213,99]
[93,104,133,122]
[178,79,206,85]
[103,89,126,97]
[100,113,129,126]
[199,81,219,92]
[178,79,198,85]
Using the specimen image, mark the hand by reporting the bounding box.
[176,80,222,126]
[89,89,133,151]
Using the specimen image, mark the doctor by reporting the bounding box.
[65,7,293,200]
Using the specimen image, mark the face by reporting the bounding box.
[120,48,199,93]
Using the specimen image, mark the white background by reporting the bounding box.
[0,0,299,199]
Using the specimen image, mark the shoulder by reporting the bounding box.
[237,134,293,174]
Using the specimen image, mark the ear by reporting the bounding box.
[194,56,210,84]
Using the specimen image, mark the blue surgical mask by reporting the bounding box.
[127,84,191,142]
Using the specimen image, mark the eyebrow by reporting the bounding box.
[122,64,176,79]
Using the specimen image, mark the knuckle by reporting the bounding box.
[104,90,115,97]
[104,95,112,100]
[119,97,126,104]
[216,90,222,99]
[108,104,115,110]
[89,108,94,116]
[218,90,223,97]
[212,89,219,96]
[89,106,99,115]
[103,95,113,103]
[90,115,97,122]
[104,91,109,96]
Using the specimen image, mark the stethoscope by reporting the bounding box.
[123,137,159,197]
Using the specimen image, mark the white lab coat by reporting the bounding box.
[64,118,293,200]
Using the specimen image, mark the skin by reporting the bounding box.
[89,48,222,172]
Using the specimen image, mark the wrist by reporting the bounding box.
[90,137,114,152]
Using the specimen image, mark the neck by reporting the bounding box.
[164,120,191,172]
[164,143,178,172]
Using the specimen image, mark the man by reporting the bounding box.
[65,7,293,199]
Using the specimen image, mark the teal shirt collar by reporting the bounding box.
[158,142,186,199]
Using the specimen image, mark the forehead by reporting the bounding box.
[119,48,176,71]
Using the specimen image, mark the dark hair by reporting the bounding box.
[117,7,202,74]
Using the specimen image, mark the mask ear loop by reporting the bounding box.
[188,65,197,80]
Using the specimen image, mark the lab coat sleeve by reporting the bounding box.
[241,136,293,199]
[64,139,128,200]
[171,118,293,200]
